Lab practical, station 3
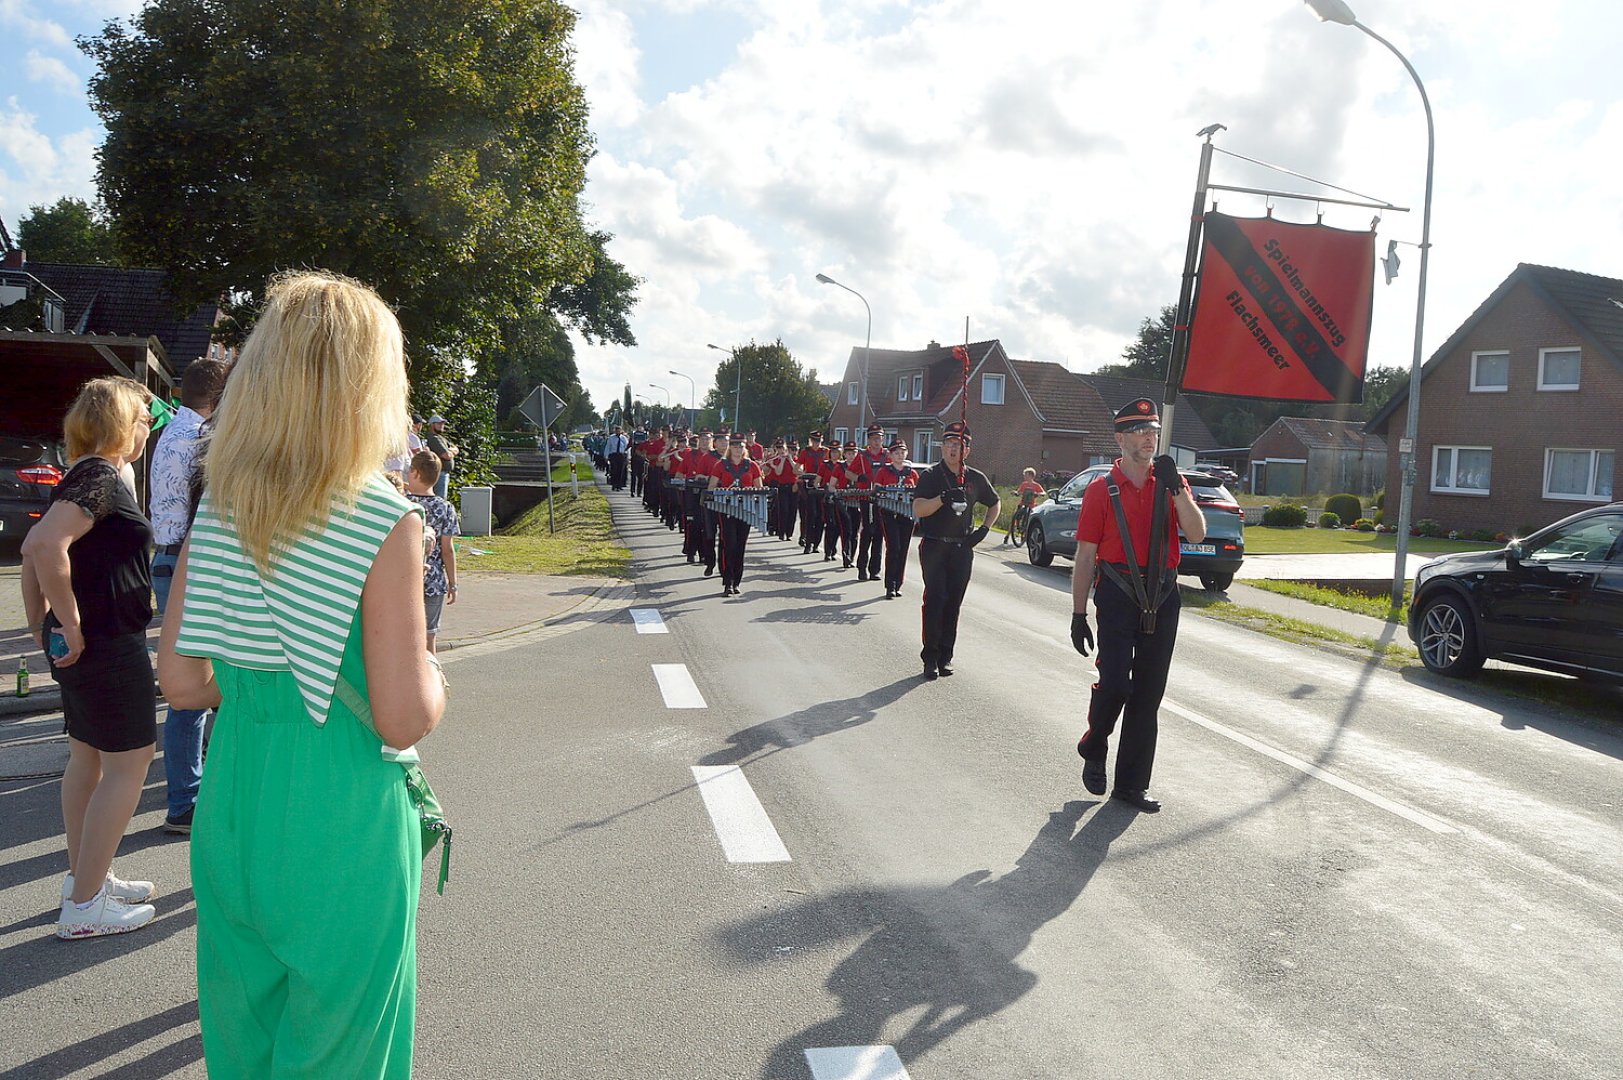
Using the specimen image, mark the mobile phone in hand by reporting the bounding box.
[48,632,70,659]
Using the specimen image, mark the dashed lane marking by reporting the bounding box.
[652,664,707,709]
[690,765,791,863]
[1162,699,1459,835]
[804,1046,912,1080]
[630,608,668,634]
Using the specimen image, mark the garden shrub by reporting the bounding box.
[1353,518,1375,532]
[1469,528,1497,542]
[1373,509,1384,526]
[1325,493,1362,524]
[1318,511,1342,528]
[1262,503,1309,527]
[1416,518,1444,538]
[1374,490,1386,511]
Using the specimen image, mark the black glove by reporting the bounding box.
[967,524,989,547]
[1070,612,1094,657]
[944,487,968,515]
[1153,455,1185,494]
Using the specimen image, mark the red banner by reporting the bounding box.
[1181,213,1375,403]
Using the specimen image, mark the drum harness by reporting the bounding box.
[1097,476,1176,634]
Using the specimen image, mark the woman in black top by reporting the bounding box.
[21,376,160,939]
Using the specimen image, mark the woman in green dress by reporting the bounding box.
[158,270,446,1078]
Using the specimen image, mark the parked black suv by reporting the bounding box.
[0,436,65,543]
[1409,502,1623,682]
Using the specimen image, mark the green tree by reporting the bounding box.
[622,384,633,422]
[702,340,829,439]
[1094,304,1175,379]
[1359,364,1409,422]
[18,197,123,265]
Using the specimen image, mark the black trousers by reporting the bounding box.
[881,511,915,591]
[771,483,794,540]
[821,497,840,556]
[918,538,973,668]
[608,452,628,490]
[799,485,822,547]
[630,457,646,496]
[644,466,663,511]
[1077,578,1181,792]
[718,517,749,588]
[856,502,884,576]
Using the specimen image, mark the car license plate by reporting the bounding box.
[1180,543,1215,555]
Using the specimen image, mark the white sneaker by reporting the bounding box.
[61,869,155,905]
[56,889,156,939]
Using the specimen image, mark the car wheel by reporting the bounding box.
[1199,572,1233,592]
[1417,594,1485,677]
[1027,522,1054,566]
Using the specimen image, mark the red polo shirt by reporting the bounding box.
[711,457,763,488]
[1076,461,1181,568]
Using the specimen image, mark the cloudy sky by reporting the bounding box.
[4,0,1620,419]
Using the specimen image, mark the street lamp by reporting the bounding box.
[648,383,670,406]
[1305,0,1434,613]
[706,343,741,429]
[668,368,694,422]
[816,273,872,430]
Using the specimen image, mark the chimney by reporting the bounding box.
[2,248,24,269]
[927,340,940,349]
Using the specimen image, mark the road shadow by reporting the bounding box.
[1398,666,1623,760]
[0,998,201,1079]
[0,749,171,858]
[0,888,196,1001]
[699,678,920,767]
[718,800,1131,1078]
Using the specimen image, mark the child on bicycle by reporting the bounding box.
[1005,468,1046,545]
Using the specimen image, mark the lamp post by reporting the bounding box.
[706,343,740,429]
[1305,0,1434,613]
[815,273,872,430]
[668,369,696,425]
[649,383,671,428]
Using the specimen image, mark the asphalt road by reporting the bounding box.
[2,495,1620,1079]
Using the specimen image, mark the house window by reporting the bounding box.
[1432,446,1492,495]
[847,382,858,405]
[1544,448,1614,502]
[834,427,848,446]
[1469,350,1508,392]
[911,373,923,399]
[897,376,910,401]
[981,373,1005,405]
[914,431,933,464]
[1538,348,1581,390]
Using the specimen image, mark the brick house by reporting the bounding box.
[1368,263,1620,535]
[822,339,1118,484]
[1073,373,1222,464]
[1247,417,1386,497]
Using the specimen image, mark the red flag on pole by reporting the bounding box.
[1180,212,1375,403]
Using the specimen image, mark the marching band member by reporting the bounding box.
[708,434,764,597]
[795,432,829,554]
[846,423,889,583]
[911,422,1000,680]
[766,440,797,541]
[873,438,918,600]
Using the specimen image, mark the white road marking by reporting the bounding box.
[652,664,706,709]
[804,1046,911,1080]
[630,608,668,634]
[690,765,791,863]
[1163,700,1459,835]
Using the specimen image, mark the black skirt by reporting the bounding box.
[52,631,157,753]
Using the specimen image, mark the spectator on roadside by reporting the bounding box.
[424,415,457,497]
[157,270,445,1076]
[149,356,231,834]
[21,376,160,938]
[405,450,460,653]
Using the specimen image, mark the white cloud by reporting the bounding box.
[572,2,643,130]
[0,99,98,212]
[0,0,73,48]
[25,50,80,94]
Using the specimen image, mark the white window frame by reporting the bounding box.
[1469,350,1509,392]
[1543,447,1615,503]
[1432,445,1492,496]
[896,375,910,401]
[1537,347,1581,391]
[833,427,848,446]
[911,373,923,400]
[981,373,1005,405]
[914,431,933,464]
[847,382,858,405]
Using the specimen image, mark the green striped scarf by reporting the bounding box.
[175,473,420,728]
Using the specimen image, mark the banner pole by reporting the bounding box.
[1159,129,1220,457]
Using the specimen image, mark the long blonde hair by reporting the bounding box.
[207,270,410,572]
[63,376,152,461]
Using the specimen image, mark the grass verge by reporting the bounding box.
[1243,526,1495,556]
[1245,579,1411,623]
[458,486,630,576]
[1180,589,1419,669]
